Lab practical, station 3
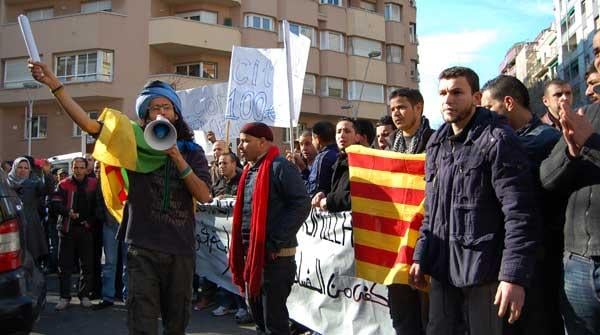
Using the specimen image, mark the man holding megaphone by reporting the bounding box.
[29,61,211,335]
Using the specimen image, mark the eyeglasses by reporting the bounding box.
[148,104,174,113]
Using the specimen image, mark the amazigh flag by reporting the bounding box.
[346,145,425,286]
[93,108,167,222]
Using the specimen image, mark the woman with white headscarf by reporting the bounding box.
[7,157,52,263]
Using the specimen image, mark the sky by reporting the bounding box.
[417,0,555,128]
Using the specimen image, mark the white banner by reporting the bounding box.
[194,199,239,295]
[195,201,393,335]
[177,82,232,141]
[225,36,310,128]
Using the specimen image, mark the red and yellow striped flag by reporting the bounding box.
[346,145,426,286]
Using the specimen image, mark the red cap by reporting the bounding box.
[240,122,274,141]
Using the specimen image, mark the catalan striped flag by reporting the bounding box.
[346,145,426,286]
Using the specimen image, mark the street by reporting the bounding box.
[31,274,256,335]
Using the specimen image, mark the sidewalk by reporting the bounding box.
[32,274,256,335]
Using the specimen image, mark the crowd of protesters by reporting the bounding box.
[3,28,598,335]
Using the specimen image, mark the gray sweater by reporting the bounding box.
[540,103,600,257]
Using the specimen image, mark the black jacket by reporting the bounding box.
[540,103,600,257]
[241,155,311,252]
[326,153,351,212]
[414,108,540,288]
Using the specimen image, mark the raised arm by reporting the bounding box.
[29,60,101,134]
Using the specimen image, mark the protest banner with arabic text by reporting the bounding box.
[195,202,394,335]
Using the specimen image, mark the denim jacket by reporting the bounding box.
[413,108,540,288]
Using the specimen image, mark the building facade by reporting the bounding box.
[0,0,418,159]
[554,0,600,107]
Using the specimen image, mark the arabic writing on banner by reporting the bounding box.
[194,201,394,335]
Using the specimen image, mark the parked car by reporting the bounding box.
[47,151,84,174]
[0,169,46,334]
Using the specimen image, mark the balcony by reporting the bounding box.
[317,3,347,33]
[277,0,319,27]
[387,63,415,88]
[0,11,128,59]
[346,7,385,41]
[148,74,224,91]
[149,17,240,56]
[347,56,386,84]
[159,0,240,6]
[0,81,120,107]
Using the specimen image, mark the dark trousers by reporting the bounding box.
[92,223,103,298]
[248,255,296,335]
[427,278,503,335]
[127,245,194,335]
[504,259,564,335]
[58,225,94,299]
[387,283,424,335]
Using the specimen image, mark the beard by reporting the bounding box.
[442,104,475,124]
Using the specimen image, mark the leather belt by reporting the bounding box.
[275,247,296,257]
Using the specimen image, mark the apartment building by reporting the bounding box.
[0,0,419,159]
[554,0,600,107]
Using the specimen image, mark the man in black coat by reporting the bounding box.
[409,67,540,335]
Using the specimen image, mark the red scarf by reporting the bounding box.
[229,145,280,299]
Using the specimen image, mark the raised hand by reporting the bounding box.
[559,102,595,157]
[28,60,61,90]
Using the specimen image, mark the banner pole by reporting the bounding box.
[283,20,295,154]
[225,120,231,153]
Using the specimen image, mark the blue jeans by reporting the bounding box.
[102,222,119,302]
[561,252,600,335]
[101,222,128,302]
[121,241,128,300]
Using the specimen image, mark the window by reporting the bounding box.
[348,81,384,103]
[386,86,399,100]
[81,1,112,13]
[176,10,217,24]
[175,62,217,79]
[283,123,306,143]
[320,31,345,52]
[279,22,316,47]
[349,37,383,59]
[572,85,582,107]
[568,59,579,81]
[409,23,417,43]
[244,14,274,31]
[320,0,342,6]
[3,58,36,89]
[320,77,344,98]
[384,3,402,22]
[410,60,419,80]
[360,1,376,12]
[567,8,575,27]
[26,7,54,21]
[386,45,403,63]
[55,50,113,83]
[24,115,47,139]
[303,74,316,95]
[73,111,99,137]
[563,34,578,56]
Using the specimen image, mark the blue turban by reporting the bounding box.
[135,81,183,120]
